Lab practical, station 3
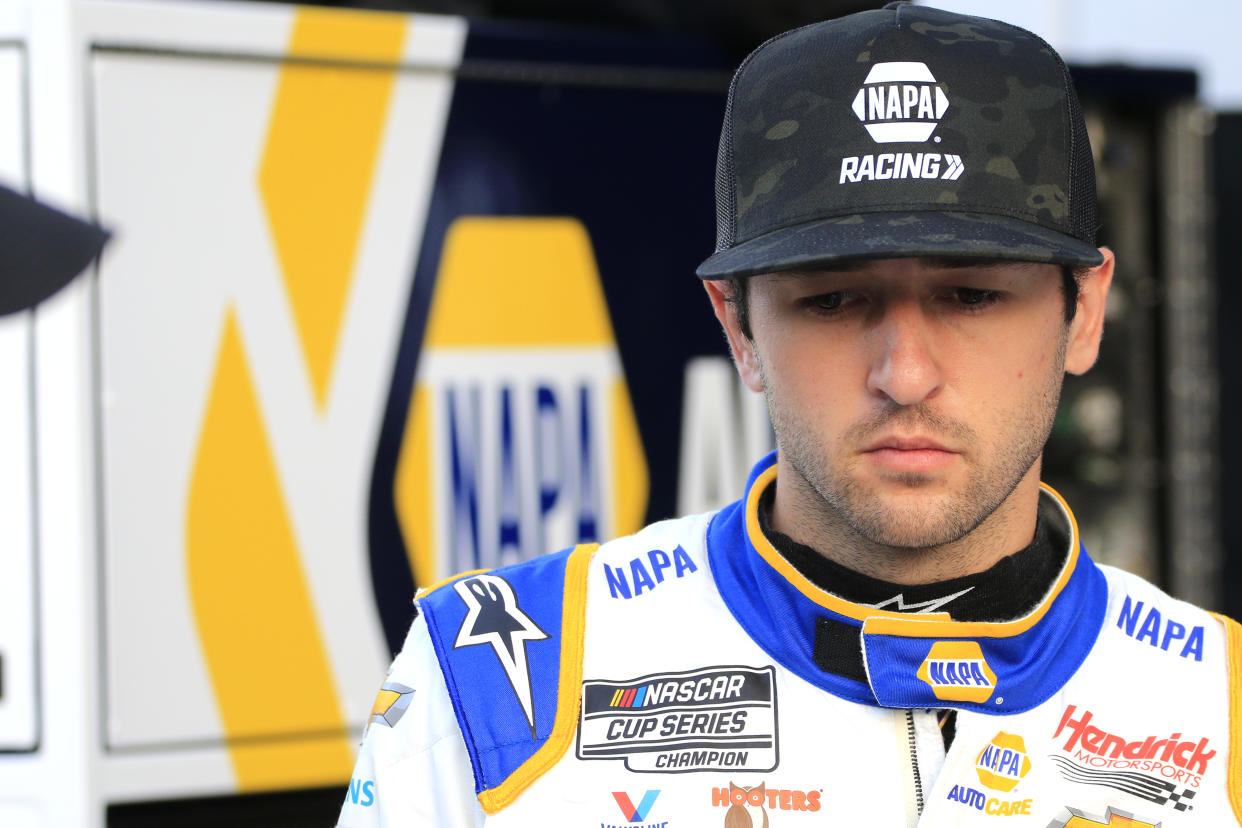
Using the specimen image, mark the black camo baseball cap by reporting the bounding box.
[697,2,1104,280]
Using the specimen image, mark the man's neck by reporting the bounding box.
[768,464,1043,585]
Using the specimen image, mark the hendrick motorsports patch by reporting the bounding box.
[576,665,778,773]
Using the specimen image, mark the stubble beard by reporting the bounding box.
[758,336,1067,554]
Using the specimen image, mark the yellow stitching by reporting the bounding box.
[1211,612,1242,823]
[478,543,598,813]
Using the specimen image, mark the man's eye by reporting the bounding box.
[807,292,846,311]
[950,287,998,306]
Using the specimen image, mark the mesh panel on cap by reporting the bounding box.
[1031,31,1098,247]
[1064,68,1098,246]
[712,80,737,253]
[712,24,812,255]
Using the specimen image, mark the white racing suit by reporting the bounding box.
[339,453,1242,826]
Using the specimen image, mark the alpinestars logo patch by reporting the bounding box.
[453,574,548,735]
[871,587,973,614]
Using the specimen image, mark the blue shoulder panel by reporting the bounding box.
[418,549,571,794]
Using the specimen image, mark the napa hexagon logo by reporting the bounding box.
[851,61,950,143]
[975,732,1032,792]
[393,217,648,586]
[916,640,997,703]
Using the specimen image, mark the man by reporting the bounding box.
[340,4,1241,825]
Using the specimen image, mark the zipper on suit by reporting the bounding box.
[905,709,925,815]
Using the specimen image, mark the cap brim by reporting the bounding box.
[0,185,110,316]
[696,210,1104,279]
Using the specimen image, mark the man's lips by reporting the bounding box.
[862,436,959,472]
[864,436,953,452]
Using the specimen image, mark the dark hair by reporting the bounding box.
[722,265,1086,341]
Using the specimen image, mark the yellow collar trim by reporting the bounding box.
[744,463,1082,638]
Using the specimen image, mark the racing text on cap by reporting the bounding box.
[841,61,963,184]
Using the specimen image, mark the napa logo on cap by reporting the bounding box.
[839,61,963,183]
[395,217,648,585]
[975,732,1032,792]
[916,641,998,703]
[851,61,950,144]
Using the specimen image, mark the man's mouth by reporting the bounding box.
[862,435,959,472]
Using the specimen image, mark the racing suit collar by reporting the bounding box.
[706,452,1109,713]
[742,455,1082,631]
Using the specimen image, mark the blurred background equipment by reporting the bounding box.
[0,0,1235,826]
[1044,66,1219,611]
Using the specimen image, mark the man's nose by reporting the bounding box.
[865,303,945,407]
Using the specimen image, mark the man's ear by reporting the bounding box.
[703,279,764,393]
[1065,247,1115,376]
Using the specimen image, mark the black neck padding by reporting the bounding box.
[755,486,1068,689]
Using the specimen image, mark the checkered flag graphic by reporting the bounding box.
[1050,754,1195,811]
[1162,787,1196,812]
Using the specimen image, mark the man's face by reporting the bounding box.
[707,256,1112,553]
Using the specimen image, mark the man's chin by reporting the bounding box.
[853,520,975,552]
[871,470,946,490]
[858,467,961,496]
[834,486,977,550]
